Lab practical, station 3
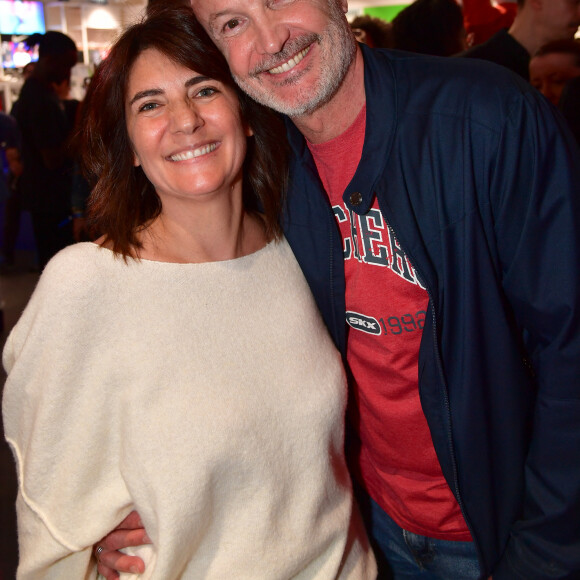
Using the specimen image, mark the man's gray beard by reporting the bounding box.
[232,21,356,118]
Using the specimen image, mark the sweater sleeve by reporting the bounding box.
[14,491,96,580]
[2,246,134,579]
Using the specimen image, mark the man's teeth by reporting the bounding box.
[170,143,216,161]
[268,46,310,75]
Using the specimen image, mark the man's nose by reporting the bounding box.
[253,13,291,55]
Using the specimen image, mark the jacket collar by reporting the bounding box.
[285,44,398,214]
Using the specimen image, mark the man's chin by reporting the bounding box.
[233,79,306,116]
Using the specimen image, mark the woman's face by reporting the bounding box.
[125,48,251,206]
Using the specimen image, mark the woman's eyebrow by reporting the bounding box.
[129,76,213,106]
[129,88,163,106]
[185,75,212,88]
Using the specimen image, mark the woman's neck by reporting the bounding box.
[136,199,268,264]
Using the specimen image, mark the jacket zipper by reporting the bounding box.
[383,216,483,567]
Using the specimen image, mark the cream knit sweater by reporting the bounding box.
[3,240,376,580]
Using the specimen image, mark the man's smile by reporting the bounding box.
[268,46,311,75]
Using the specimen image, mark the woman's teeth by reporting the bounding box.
[170,143,217,161]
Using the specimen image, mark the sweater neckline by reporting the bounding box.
[87,239,278,267]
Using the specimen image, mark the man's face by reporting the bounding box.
[530,51,580,105]
[538,0,580,43]
[190,0,356,118]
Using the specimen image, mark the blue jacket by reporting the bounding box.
[282,45,580,579]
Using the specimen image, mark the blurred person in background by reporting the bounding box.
[529,38,580,146]
[0,112,22,272]
[350,15,393,48]
[392,0,468,57]
[461,0,580,80]
[529,39,580,146]
[12,31,78,271]
[0,63,35,273]
[461,0,517,46]
[529,39,580,105]
[559,75,580,144]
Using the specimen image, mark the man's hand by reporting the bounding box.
[94,511,151,580]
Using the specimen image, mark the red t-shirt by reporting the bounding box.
[308,106,471,541]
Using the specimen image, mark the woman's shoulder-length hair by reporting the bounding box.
[79,4,288,259]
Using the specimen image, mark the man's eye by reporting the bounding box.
[224,18,240,31]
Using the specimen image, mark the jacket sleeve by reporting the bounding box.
[489,87,580,579]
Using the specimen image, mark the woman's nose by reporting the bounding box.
[170,101,202,134]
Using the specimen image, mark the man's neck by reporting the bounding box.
[290,47,366,145]
[508,9,542,56]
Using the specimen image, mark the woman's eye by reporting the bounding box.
[138,102,158,112]
[197,88,217,98]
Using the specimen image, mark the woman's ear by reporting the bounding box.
[244,123,254,138]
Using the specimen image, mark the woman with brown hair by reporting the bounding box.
[2,6,375,579]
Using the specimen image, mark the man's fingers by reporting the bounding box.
[94,528,150,578]
[100,528,151,551]
[96,560,119,580]
[97,552,145,578]
[116,510,144,530]
[93,511,151,578]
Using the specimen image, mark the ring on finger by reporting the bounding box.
[95,545,105,561]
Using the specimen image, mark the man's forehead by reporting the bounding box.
[189,1,207,14]
[190,0,241,17]
[189,0,216,22]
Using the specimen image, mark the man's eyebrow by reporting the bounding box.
[128,76,212,106]
[208,11,231,30]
